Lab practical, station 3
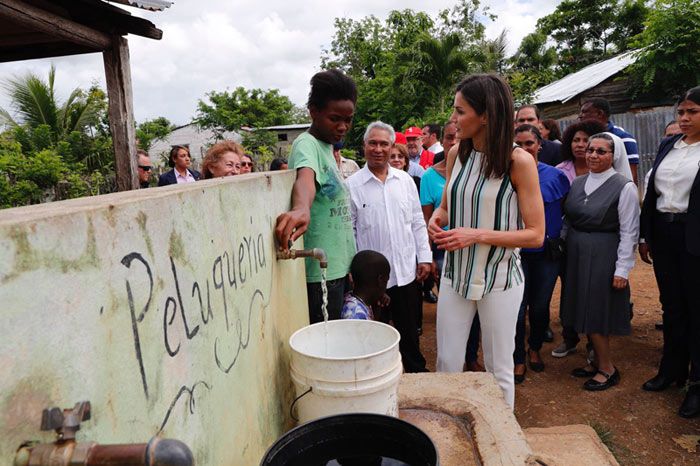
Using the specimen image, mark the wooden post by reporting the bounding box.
[103,36,138,191]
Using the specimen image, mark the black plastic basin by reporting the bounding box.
[261,413,439,466]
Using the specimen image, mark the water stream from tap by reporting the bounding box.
[320,267,329,356]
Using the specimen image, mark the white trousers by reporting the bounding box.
[436,278,524,410]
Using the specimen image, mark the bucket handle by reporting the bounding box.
[290,387,312,422]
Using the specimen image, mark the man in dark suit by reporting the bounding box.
[515,105,562,166]
[158,145,200,186]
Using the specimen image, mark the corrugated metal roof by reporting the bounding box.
[533,50,639,105]
[107,0,173,11]
[259,124,311,131]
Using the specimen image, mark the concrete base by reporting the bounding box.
[399,373,537,465]
[398,373,618,465]
[524,425,620,466]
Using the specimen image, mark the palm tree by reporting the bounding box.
[0,65,100,143]
[413,32,473,114]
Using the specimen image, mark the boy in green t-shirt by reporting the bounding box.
[275,70,358,324]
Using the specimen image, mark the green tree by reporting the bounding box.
[194,87,297,135]
[0,69,114,208]
[136,116,175,151]
[627,0,700,97]
[536,0,649,74]
[413,32,472,114]
[241,130,279,169]
[0,65,101,143]
[320,4,494,148]
[507,32,559,103]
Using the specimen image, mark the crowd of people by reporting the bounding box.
[138,68,699,419]
[134,136,288,189]
[272,70,700,419]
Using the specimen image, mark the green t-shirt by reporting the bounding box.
[289,132,356,282]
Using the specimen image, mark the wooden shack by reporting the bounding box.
[533,50,673,120]
[0,0,169,191]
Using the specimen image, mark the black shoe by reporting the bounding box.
[642,373,675,392]
[679,386,700,418]
[583,368,620,391]
[572,365,598,378]
[527,349,545,372]
[423,290,438,303]
[544,327,554,343]
[514,364,527,384]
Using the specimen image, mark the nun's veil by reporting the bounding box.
[603,132,633,181]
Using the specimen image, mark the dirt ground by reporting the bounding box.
[419,262,700,465]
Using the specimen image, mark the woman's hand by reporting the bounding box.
[428,207,448,240]
[612,276,628,290]
[433,227,482,251]
[638,243,652,264]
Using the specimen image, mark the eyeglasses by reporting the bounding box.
[585,148,612,156]
[240,162,254,167]
[138,165,153,171]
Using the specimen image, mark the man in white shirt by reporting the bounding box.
[346,121,432,372]
[422,123,443,154]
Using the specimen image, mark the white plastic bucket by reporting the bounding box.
[288,319,402,424]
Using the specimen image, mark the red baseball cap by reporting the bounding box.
[404,126,423,138]
[394,132,407,145]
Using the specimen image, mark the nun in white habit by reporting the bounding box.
[559,131,639,391]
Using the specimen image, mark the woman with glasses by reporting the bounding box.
[200,140,244,179]
[239,153,256,173]
[560,133,639,391]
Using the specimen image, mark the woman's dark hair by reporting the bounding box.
[269,157,288,171]
[241,153,256,172]
[515,123,543,141]
[679,86,700,105]
[541,119,561,141]
[455,74,514,178]
[168,145,190,168]
[588,132,615,152]
[201,140,244,179]
[307,69,357,110]
[559,119,606,162]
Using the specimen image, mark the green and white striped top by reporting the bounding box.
[444,150,523,300]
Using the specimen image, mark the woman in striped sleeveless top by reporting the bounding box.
[428,74,545,409]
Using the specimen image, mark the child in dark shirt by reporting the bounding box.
[341,250,390,320]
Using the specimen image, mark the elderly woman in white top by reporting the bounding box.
[560,132,639,391]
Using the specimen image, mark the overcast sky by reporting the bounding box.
[0,0,561,126]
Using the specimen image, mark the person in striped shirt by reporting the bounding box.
[428,74,545,409]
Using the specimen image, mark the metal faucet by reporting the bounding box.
[276,243,328,269]
[14,401,193,466]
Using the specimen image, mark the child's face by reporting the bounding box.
[309,99,355,144]
[372,274,389,301]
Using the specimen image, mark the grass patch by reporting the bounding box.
[588,421,635,465]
